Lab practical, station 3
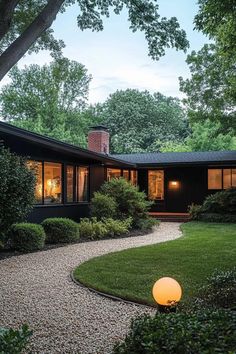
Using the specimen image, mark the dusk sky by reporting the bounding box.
[1,0,209,103]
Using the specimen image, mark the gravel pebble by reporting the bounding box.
[0,222,182,354]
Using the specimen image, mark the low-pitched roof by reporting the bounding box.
[0,121,135,167]
[112,150,236,166]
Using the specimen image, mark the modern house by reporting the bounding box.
[0,121,236,222]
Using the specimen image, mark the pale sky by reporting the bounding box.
[1,0,209,104]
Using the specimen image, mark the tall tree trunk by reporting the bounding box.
[0,0,20,42]
[0,0,65,81]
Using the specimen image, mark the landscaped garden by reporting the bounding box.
[74,221,236,306]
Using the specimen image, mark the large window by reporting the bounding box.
[77,167,89,202]
[148,170,164,200]
[107,168,121,181]
[130,170,138,186]
[123,170,129,181]
[66,166,74,202]
[27,161,43,204]
[44,162,62,204]
[208,168,236,190]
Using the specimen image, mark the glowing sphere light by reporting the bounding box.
[152,277,182,306]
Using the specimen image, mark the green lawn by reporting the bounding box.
[73,222,236,306]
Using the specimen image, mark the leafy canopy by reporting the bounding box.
[99,89,189,153]
[0,57,98,147]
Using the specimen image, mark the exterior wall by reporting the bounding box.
[139,166,229,213]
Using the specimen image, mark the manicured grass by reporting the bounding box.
[73,222,236,306]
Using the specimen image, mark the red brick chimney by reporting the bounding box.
[88,126,109,154]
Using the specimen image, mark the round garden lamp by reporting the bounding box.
[152,277,182,312]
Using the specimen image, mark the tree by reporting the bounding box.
[186,120,236,151]
[99,89,189,153]
[0,0,189,81]
[179,44,236,134]
[0,147,36,245]
[0,57,98,146]
[195,0,236,58]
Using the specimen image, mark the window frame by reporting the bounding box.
[148,169,165,201]
[208,168,236,190]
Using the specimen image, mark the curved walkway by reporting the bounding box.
[0,222,182,354]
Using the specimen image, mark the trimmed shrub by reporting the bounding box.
[188,203,202,220]
[10,223,45,252]
[90,192,118,220]
[195,268,236,310]
[198,213,236,223]
[79,218,107,240]
[100,178,153,227]
[112,309,236,354]
[42,218,79,243]
[0,148,35,246]
[102,218,132,237]
[0,324,32,354]
[202,188,236,214]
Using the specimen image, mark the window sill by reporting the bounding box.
[34,202,90,208]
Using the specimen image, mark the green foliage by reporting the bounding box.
[202,188,236,214]
[100,178,153,227]
[195,0,236,58]
[188,204,202,220]
[134,217,159,231]
[0,148,35,245]
[112,309,236,354]
[102,218,132,237]
[78,217,132,240]
[197,213,236,223]
[98,89,188,153]
[10,223,46,252]
[42,218,80,243]
[179,43,236,135]
[78,217,108,240]
[195,268,236,310]
[186,120,236,151]
[90,192,118,220]
[0,324,32,354]
[0,58,97,147]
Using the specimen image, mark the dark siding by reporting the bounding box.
[27,204,89,223]
[89,165,106,198]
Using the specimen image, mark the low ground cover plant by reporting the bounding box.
[78,217,132,240]
[9,223,45,252]
[112,309,236,354]
[42,218,80,243]
[189,188,236,222]
[91,178,154,229]
[0,324,32,354]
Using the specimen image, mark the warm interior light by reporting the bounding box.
[152,277,182,306]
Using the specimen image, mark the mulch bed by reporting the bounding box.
[0,227,154,261]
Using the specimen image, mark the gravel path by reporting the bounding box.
[0,222,182,354]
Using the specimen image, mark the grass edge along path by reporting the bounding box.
[73,222,236,306]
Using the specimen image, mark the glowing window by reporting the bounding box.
[123,170,129,181]
[232,169,236,187]
[130,170,138,186]
[44,162,62,204]
[223,169,231,189]
[208,169,222,190]
[148,170,164,200]
[27,160,43,204]
[77,167,89,202]
[66,166,74,202]
[107,168,121,181]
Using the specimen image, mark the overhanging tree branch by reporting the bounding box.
[0,0,65,81]
[0,0,20,42]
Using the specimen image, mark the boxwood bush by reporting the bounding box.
[42,218,80,243]
[10,223,45,252]
[112,309,236,354]
[0,324,32,354]
[90,192,118,220]
[102,217,132,237]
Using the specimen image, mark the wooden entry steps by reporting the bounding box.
[149,212,191,222]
